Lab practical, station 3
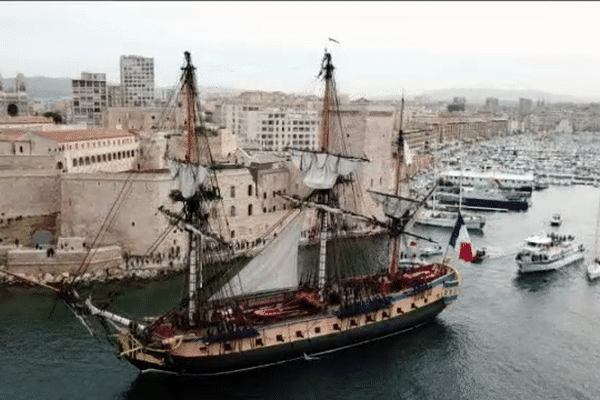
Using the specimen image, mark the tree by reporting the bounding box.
[43,112,63,124]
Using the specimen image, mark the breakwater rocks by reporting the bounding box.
[0,264,185,289]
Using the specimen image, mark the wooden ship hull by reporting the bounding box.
[115,264,461,375]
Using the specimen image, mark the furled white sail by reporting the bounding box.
[290,149,365,190]
[169,160,210,199]
[216,209,306,298]
[369,190,406,220]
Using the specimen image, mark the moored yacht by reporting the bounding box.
[414,208,485,231]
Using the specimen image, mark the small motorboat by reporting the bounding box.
[550,213,562,227]
[472,248,487,264]
[419,244,443,257]
[587,258,600,280]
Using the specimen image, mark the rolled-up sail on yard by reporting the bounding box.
[290,149,365,190]
[169,159,211,199]
[369,190,410,220]
[213,209,306,298]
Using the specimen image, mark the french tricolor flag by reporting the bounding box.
[449,213,475,262]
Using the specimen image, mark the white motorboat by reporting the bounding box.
[550,213,562,227]
[587,258,600,280]
[516,232,584,273]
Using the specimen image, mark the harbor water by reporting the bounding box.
[1,185,600,400]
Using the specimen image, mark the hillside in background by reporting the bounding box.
[2,76,237,101]
[4,77,72,100]
[2,76,595,104]
[409,88,589,105]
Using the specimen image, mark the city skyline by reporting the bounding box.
[4,1,600,100]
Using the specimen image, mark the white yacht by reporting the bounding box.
[587,196,600,280]
[515,232,584,273]
[415,208,485,231]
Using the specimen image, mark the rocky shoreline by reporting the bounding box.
[0,264,185,290]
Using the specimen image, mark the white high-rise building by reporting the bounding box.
[246,109,319,151]
[71,72,107,126]
[120,55,154,107]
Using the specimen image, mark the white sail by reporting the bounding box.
[214,209,306,298]
[169,159,210,199]
[290,149,365,190]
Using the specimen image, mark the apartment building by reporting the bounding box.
[214,91,321,145]
[120,55,154,107]
[71,72,107,126]
[247,109,319,151]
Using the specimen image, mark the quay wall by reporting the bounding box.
[60,172,184,255]
[5,245,123,276]
[0,170,61,219]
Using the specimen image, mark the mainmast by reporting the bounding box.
[318,51,335,151]
[389,94,406,273]
[291,48,366,290]
[316,50,335,289]
[182,51,198,163]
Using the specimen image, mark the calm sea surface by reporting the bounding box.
[2,185,600,400]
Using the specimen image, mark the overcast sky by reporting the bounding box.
[3,1,600,99]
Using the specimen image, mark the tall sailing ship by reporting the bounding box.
[58,50,461,376]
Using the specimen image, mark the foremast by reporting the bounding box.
[168,51,223,327]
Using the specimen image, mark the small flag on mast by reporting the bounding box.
[448,213,475,262]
